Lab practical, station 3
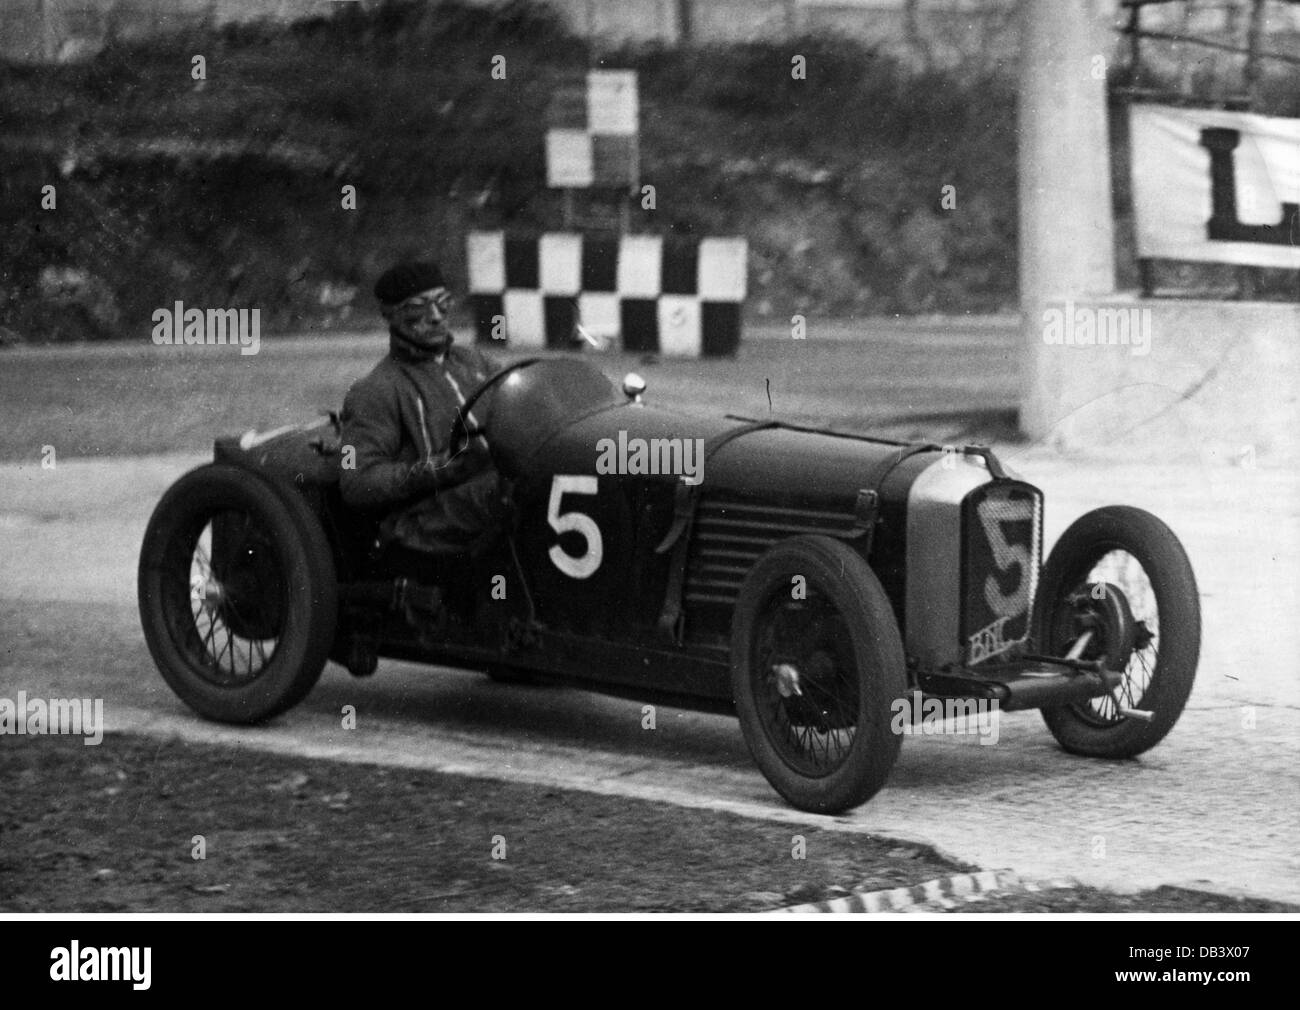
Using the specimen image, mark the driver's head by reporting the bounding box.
[375,260,453,356]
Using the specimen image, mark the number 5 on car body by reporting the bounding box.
[547,475,603,579]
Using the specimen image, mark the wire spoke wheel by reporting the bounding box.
[139,464,337,724]
[184,515,283,686]
[753,592,860,777]
[1057,549,1160,727]
[731,535,905,814]
[1036,506,1199,758]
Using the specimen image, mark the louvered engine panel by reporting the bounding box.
[684,498,861,608]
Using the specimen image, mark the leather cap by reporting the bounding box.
[374,260,445,305]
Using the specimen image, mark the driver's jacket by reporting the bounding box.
[339,335,502,514]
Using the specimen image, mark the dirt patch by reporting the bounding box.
[0,733,967,913]
[3,732,1295,914]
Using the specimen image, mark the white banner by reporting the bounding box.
[1129,104,1300,270]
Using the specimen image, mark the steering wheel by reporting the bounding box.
[448,357,542,458]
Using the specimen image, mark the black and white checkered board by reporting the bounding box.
[546,71,639,189]
[467,231,747,357]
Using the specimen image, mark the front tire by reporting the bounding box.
[730,535,906,814]
[1036,506,1200,758]
[138,464,338,724]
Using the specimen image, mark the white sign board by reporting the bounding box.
[1129,104,1300,270]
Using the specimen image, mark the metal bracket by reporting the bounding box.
[851,488,880,553]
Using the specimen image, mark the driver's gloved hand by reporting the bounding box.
[412,444,489,493]
[452,435,492,478]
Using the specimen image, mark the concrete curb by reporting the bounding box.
[773,870,1078,914]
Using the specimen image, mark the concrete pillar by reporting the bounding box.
[1018,0,1116,440]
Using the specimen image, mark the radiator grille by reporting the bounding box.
[960,481,1043,665]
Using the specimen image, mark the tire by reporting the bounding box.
[138,463,338,724]
[1036,506,1200,758]
[730,535,906,814]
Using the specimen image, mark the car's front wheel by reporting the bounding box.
[1036,506,1200,758]
[138,463,338,724]
[730,535,906,814]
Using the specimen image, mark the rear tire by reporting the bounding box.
[138,463,338,723]
[731,535,906,814]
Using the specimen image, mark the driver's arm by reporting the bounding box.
[338,379,441,511]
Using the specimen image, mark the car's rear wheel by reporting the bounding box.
[1036,506,1200,757]
[731,535,906,814]
[138,464,338,724]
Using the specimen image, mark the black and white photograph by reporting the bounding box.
[0,0,1297,942]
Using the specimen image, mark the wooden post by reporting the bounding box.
[39,0,56,63]
[1239,0,1265,299]
[676,0,692,46]
[1127,1,1141,81]
[1243,0,1265,106]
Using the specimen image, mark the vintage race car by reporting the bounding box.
[138,357,1201,813]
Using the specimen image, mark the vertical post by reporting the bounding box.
[1127,1,1141,83]
[1018,0,1117,440]
[1243,0,1265,106]
[1238,0,1265,300]
[39,0,56,63]
[676,0,692,46]
[903,0,933,74]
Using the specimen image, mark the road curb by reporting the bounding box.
[773,870,1078,914]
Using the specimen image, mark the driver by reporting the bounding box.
[339,259,506,557]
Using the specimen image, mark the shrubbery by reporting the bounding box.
[1,0,1025,341]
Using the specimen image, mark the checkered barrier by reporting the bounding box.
[467,231,748,357]
[546,70,639,189]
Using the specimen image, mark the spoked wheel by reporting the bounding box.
[188,514,283,683]
[731,535,905,814]
[138,464,337,724]
[1037,506,1200,758]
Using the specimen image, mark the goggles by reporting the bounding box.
[388,289,453,320]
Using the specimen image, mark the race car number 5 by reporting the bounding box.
[547,475,603,579]
[977,497,1033,620]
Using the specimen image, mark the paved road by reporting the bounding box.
[2,447,1296,902]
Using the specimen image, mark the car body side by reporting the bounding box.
[211,359,1038,711]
